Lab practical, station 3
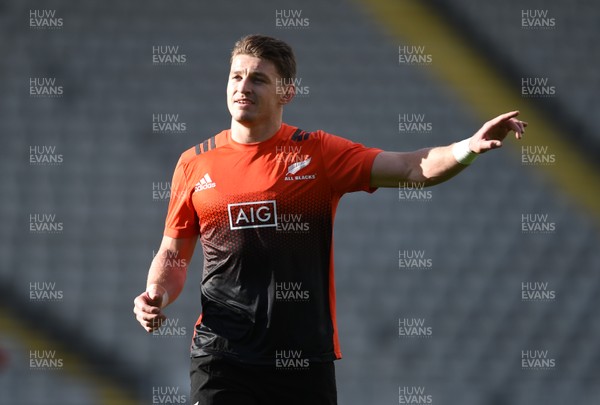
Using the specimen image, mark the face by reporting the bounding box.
[227,54,293,126]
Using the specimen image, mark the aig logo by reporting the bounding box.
[228,201,278,230]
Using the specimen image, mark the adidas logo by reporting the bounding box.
[194,173,216,192]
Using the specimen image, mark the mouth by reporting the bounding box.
[234,99,254,105]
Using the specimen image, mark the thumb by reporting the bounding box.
[146,284,168,308]
[146,290,161,302]
[478,139,502,153]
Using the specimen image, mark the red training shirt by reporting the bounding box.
[164,123,382,364]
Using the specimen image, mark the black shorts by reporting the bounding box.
[190,355,338,405]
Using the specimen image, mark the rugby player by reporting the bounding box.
[134,34,526,405]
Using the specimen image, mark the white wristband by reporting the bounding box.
[147,284,169,308]
[452,138,478,165]
[160,291,169,308]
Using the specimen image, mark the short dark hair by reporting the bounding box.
[231,34,296,79]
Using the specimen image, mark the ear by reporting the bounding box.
[279,84,296,105]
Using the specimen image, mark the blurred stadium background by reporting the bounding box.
[1,0,599,404]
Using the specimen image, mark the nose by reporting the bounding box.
[237,77,252,94]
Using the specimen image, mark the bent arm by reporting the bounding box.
[146,235,197,307]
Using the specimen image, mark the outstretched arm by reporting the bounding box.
[370,111,527,188]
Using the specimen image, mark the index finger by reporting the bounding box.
[487,110,520,127]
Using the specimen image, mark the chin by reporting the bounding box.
[231,112,256,124]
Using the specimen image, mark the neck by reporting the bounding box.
[230,117,282,144]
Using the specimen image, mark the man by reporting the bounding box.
[134,34,526,405]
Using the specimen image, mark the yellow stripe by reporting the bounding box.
[357,0,600,223]
[0,307,139,405]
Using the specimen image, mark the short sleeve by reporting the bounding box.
[319,131,383,195]
[164,157,200,238]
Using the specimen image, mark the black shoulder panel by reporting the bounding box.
[291,128,311,142]
[195,136,217,155]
